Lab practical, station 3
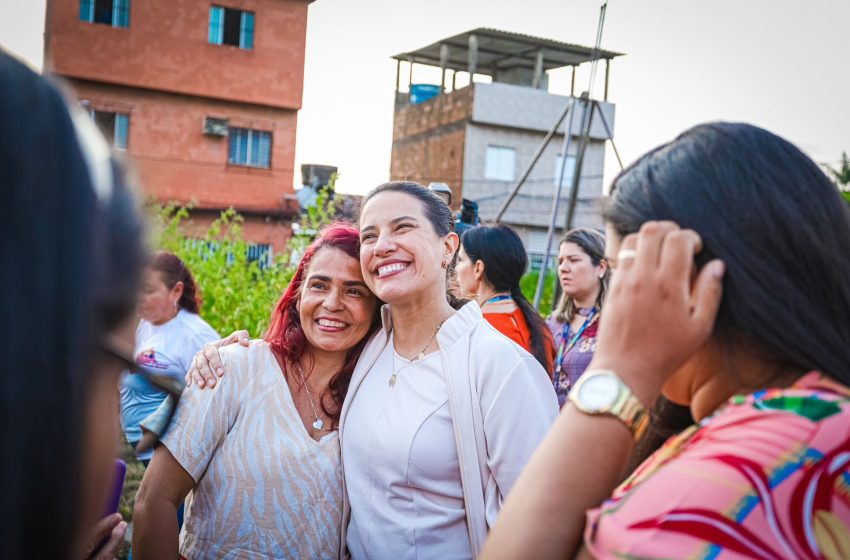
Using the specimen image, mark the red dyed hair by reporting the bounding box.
[264,223,381,424]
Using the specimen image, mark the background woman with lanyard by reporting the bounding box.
[547,228,609,407]
[455,223,556,375]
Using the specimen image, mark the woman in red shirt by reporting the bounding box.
[456,223,556,376]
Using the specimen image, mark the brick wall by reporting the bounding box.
[390,86,474,209]
[46,0,309,110]
[71,79,298,213]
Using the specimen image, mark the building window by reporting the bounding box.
[228,128,271,169]
[89,109,129,150]
[247,243,272,269]
[485,146,516,181]
[554,154,577,186]
[527,230,557,271]
[209,6,254,50]
[79,0,130,28]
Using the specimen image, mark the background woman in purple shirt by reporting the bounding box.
[547,228,610,407]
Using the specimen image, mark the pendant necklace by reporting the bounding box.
[293,361,325,431]
[388,321,444,388]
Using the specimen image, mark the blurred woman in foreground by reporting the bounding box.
[455,223,556,374]
[482,122,850,559]
[0,52,144,558]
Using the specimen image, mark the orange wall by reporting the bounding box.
[70,79,298,212]
[46,0,309,110]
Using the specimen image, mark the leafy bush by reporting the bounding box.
[520,269,559,317]
[149,204,295,337]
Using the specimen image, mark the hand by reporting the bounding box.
[590,221,725,407]
[80,513,127,560]
[185,330,250,388]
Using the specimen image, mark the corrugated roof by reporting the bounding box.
[392,28,623,74]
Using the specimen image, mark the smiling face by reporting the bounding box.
[298,247,377,359]
[359,191,458,305]
[558,241,605,302]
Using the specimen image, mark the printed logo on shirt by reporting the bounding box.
[135,348,169,371]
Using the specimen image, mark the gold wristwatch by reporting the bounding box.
[568,369,649,441]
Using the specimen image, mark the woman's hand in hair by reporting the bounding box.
[591,221,725,408]
[186,330,250,388]
[79,513,127,560]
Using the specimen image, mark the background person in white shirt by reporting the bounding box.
[120,251,219,465]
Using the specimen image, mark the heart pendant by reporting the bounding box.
[312,418,324,430]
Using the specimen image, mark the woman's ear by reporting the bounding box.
[473,259,486,281]
[444,232,460,265]
[598,259,609,279]
[171,280,184,300]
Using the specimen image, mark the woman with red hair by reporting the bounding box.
[132,224,381,559]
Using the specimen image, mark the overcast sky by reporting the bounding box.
[2,0,848,194]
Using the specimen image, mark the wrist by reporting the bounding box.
[585,357,663,410]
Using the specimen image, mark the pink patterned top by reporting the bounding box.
[585,372,850,560]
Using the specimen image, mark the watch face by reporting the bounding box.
[577,373,620,410]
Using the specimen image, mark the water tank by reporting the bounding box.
[301,164,338,190]
[409,84,441,105]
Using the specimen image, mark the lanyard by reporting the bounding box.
[554,308,597,376]
[483,294,513,306]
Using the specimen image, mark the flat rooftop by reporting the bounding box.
[392,27,624,75]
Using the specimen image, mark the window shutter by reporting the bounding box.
[112,0,130,27]
[240,11,254,50]
[114,114,129,150]
[258,131,271,168]
[79,0,94,22]
[208,6,224,45]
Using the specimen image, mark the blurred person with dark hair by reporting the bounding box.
[483,122,850,559]
[133,224,381,559]
[547,228,610,407]
[455,223,556,374]
[0,52,144,558]
[121,250,218,465]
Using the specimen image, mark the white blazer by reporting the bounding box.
[338,302,559,558]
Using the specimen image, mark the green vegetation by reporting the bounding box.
[520,269,558,317]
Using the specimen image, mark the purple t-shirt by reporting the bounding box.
[547,315,599,407]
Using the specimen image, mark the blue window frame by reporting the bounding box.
[209,5,254,50]
[90,109,129,150]
[80,0,130,28]
[228,128,271,169]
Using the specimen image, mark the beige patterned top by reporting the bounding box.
[161,341,342,559]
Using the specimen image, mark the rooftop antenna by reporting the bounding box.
[493,0,623,309]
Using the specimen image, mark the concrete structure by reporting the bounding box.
[45,0,314,254]
[390,29,622,268]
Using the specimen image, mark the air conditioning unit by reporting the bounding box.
[203,117,229,137]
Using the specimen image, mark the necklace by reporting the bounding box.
[388,321,444,388]
[293,361,325,431]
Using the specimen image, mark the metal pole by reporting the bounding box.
[533,97,582,308]
[564,98,596,230]
[494,99,573,222]
[604,58,611,101]
[593,100,623,170]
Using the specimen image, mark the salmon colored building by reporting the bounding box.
[44,0,314,255]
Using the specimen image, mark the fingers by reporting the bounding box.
[92,519,128,560]
[236,330,250,347]
[690,259,725,336]
[81,513,123,559]
[634,221,680,270]
[658,228,703,287]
